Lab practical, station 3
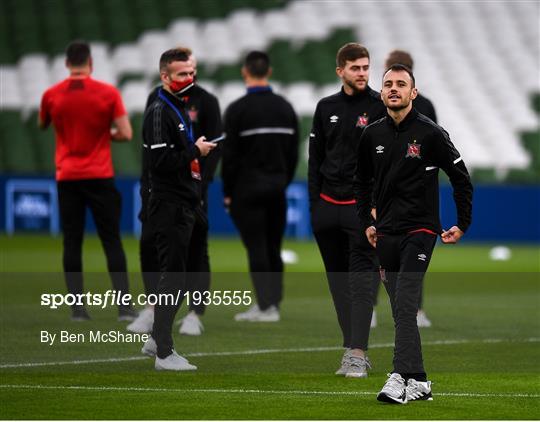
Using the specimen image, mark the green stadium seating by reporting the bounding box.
[0,112,39,173]
[68,0,105,41]
[25,112,56,174]
[6,0,43,56]
[41,0,72,56]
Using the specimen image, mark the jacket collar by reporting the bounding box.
[159,88,187,107]
[385,107,418,131]
[339,85,373,101]
[247,85,272,94]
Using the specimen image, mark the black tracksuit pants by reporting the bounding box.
[376,231,437,380]
[311,200,377,350]
[148,198,195,359]
[372,271,424,308]
[57,179,130,307]
[139,192,211,315]
[230,190,287,311]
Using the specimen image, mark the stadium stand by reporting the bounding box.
[0,0,538,181]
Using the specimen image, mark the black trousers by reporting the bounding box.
[57,178,130,305]
[139,194,211,315]
[311,200,377,350]
[230,190,287,311]
[376,231,437,379]
[148,198,195,358]
[372,271,424,308]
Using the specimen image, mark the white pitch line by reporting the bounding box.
[0,337,538,369]
[0,384,538,399]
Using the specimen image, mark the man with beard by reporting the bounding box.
[128,47,222,337]
[355,64,472,403]
[139,49,216,370]
[308,43,385,378]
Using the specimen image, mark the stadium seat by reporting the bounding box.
[121,81,152,114]
[0,67,23,109]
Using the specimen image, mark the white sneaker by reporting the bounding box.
[127,307,154,333]
[345,355,372,378]
[155,350,197,371]
[335,349,352,375]
[417,310,432,328]
[377,373,408,404]
[141,336,157,357]
[179,311,204,336]
[234,304,280,322]
[370,310,377,328]
[406,379,433,401]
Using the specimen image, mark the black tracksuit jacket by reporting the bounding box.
[140,85,222,218]
[221,86,299,199]
[142,89,201,208]
[355,108,473,234]
[308,86,386,204]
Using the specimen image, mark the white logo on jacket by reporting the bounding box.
[418,253,427,261]
[330,115,339,123]
[376,145,385,154]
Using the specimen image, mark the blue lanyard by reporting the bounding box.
[158,88,194,144]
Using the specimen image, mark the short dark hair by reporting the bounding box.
[66,41,91,66]
[159,48,190,73]
[383,63,416,87]
[385,50,414,70]
[336,43,370,68]
[244,51,270,78]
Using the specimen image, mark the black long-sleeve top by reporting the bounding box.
[355,108,473,234]
[221,86,299,199]
[308,86,386,204]
[142,88,201,208]
[145,84,223,186]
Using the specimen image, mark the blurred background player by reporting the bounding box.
[308,43,385,377]
[221,51,299,322]
[139,48,215,370]
[127,47,222,336]
[39,40,137,322]
[370,49,439,329]
[356,64,472,403]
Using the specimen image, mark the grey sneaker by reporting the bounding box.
[345,355,372,378]
[377,373,407,404]
[335,349,352,375]
[406,379,433,401]
[141,336,157,357]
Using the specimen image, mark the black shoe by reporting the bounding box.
[118,306,139,322]
[71,305,91,321]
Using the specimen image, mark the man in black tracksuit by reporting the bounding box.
[140,49,215,371]
[355,64,472,403]
[368,49,440,328]
[129,48,222,336]
[222,51,299,322]
[308,43,385,377]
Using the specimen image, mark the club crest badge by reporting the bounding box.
[356,114,369,127]
[406,141,422,159]
[188,108,199,122]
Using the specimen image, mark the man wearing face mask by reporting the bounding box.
[308,43,385,378]
[139,48,216,371]
[128,47,222,337]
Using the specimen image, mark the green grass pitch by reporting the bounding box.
[0,235,539,419]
